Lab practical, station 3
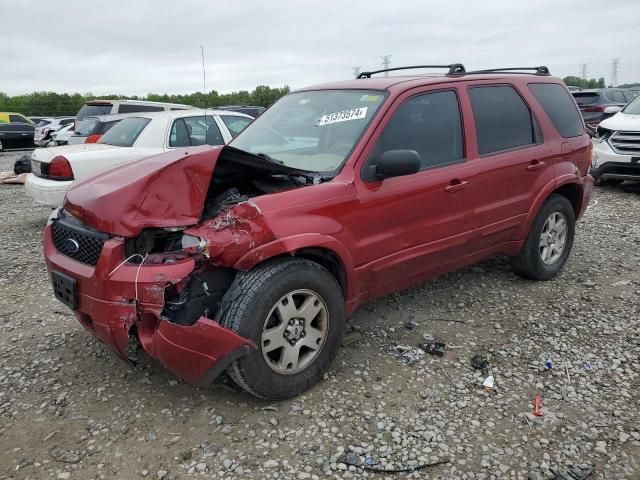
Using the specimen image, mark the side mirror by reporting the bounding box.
[604,106,622,115]
[375,149,421,179]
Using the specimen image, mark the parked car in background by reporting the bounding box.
[0,121,35,151]
[217,105,265,118]
[35,117,75,146]
[51,124,75,146]
[42,65,592,399]
[75,99,193,123]
[0,112,33,125]
[29,116,49,125]
[68,113,128,145]
[26,109,251,207]
[572,88,635,134]
[591,93,640,185]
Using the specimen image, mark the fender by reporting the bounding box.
[233,232,358,301]
[517,177,565,240]
[517,174,586,241]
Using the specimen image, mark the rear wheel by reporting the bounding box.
[221,258,345,399]
[511,194,575,280]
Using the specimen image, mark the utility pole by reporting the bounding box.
[381,55,392,76]
[352,66,361,78]
[580,63,589,81]
[610,58,620,87]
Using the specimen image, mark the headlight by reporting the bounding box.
[125,229,209,259]
[180,234,210,257]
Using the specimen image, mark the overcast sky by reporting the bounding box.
[2,0,638,96]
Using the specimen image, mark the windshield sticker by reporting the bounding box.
[317,107,368,126]
[360,94,381,102]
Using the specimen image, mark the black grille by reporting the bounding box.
[51,214,108,266]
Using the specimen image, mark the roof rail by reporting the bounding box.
[357,63,466,79]
[465,66,551,75]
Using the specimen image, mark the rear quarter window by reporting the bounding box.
[468,85,538,155]
[529,83,584,138]
[118,104,164,113]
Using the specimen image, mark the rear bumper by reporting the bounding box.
[44,224,253,385]
[25,174,70,207]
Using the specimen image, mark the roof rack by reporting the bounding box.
[356,64,551,79]
[465,66,551,75]
[357,64,466,79]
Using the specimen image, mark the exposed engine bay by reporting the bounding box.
[124,146,323,327]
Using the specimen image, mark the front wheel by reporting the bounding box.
[511,194,575,280]
[221,258,345,399]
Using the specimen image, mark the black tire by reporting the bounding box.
[221,258,345,399]
[0,140,4,152]
[511,194,575,281]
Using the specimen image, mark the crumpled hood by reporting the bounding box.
[64,145,222,237]
[599,112,640,132]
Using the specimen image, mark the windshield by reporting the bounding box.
[75,117,101,136]
[623,95,640,114]
[98,117,150,147]
[230,90,386,173]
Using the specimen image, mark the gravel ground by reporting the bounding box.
[0,150,639,480]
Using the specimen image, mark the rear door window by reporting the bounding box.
[365,90,464,177]
[469,85,538,155]
[98,117,150,147]
[528,83,584,138]
[117,104,164,113]
[75,118,101,136]
[169,116,224,147]
[59,119,74,126]
[220,115,252,137]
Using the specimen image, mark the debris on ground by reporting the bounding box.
[419,340,446,357]
[404,320,419,330]
[0,171,28,184]
[342,331,363,346]
[387,344,424,363]
[344,453,451,473]
[533,395,543,417]
[528,464,596,480]
[470,353,490,373]
[482,375,495,391]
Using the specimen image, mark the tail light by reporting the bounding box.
[85,134,101,144]
[583,105,606,113]
[48,155,74,180]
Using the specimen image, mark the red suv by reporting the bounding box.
[44,65,593,399]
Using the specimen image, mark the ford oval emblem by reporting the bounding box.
[63,238,80,254]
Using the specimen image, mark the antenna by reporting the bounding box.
[381,55,392,76]
[201,45,208,128]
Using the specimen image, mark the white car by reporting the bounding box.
[591,95,640,185]
[34,117,75,147]
[51,124,75,146]
[25,109,252,207]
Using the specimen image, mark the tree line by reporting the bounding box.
[0,85,290,117]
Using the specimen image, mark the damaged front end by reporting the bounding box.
[46,146,314,385]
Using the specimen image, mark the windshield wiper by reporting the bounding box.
[255,152,283,165]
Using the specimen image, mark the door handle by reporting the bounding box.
[444,179,468,193]
[527,160,546,171]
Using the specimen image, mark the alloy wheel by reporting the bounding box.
[539,212,568,265]
[261,289,329,374]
